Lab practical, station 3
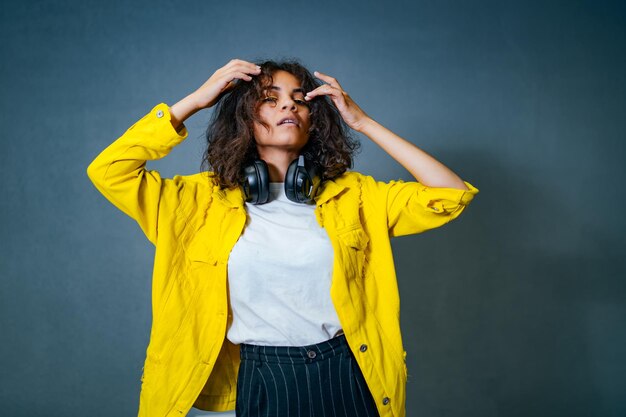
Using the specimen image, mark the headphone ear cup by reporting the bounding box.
[284,158,299,203]
[285,155,320,204]
[242,160,270,204]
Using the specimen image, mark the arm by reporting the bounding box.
[86,59,263,244]
[361,174,479,237]
[354,118,479,236]
[304,71,479,236]
[86,103,190,245]
[304,70,469,190]
[356,118,468,190]
[169,93,202,132]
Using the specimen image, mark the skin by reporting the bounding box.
[169,59,469,190]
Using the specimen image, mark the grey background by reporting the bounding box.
[1,0,624,416]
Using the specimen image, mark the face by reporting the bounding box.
[252,70,312,155]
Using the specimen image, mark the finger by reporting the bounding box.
[227,58,256,69]
[313,70,343,90]
[237,62,262,75]
[217,62,255,81]
[230,71,257,85]
[224,72,253,91]
[227,59,261,75]
[236,71,254,81]
[305,84,337,100]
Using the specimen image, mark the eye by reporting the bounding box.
[261,96,309,107]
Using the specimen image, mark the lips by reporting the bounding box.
[277,116,299,126]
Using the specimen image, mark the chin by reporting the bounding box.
[255,131,310,150]
[270,133,308,145]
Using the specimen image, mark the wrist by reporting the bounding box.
[170,95,201,125]
[354,117,376,134]
[186,92,204,111]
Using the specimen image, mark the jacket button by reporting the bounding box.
[382,397,390,405]
[307,350,317,359]
[360,344,368,352]
[156,109,164,118]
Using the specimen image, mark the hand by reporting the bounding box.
[192,59,261,110]
[305,71,371,132]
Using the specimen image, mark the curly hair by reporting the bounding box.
[200,58,361,189]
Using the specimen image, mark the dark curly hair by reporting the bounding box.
[200,58,361,189]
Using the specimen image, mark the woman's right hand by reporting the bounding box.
[192,59,262,110]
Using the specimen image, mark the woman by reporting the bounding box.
[87,58,479,417]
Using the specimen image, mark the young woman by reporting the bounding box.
[87,58,479,417]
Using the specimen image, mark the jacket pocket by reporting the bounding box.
[181,224,219,265]
[336,224,369,280]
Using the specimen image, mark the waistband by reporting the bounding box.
[240,334,350,364]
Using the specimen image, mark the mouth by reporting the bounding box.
[277,117,299,127]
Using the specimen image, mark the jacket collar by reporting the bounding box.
[313,179,347,206]
[213,179,347,209]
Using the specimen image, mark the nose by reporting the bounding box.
[280,97,297,111]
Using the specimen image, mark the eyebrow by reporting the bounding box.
[269,86,305,93]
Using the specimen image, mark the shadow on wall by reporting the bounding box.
[393,147,626,416]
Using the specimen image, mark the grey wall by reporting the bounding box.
[1,1,624,416]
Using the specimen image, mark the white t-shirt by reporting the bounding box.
[226,182,343,346]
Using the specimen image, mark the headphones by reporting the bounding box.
[241,155,321,205]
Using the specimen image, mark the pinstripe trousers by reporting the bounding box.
[236,334,381,417]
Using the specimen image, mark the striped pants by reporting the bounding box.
[236,334,381,417]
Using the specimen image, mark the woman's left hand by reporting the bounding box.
[305,71,371,132]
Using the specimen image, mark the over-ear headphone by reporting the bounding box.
[241,155,321,205]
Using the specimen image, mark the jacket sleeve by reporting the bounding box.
[86,102,189,246]
[361,175,480,238]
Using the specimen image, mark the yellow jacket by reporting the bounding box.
[86,102,479,417]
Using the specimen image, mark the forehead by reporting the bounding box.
[266,70,304,94]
